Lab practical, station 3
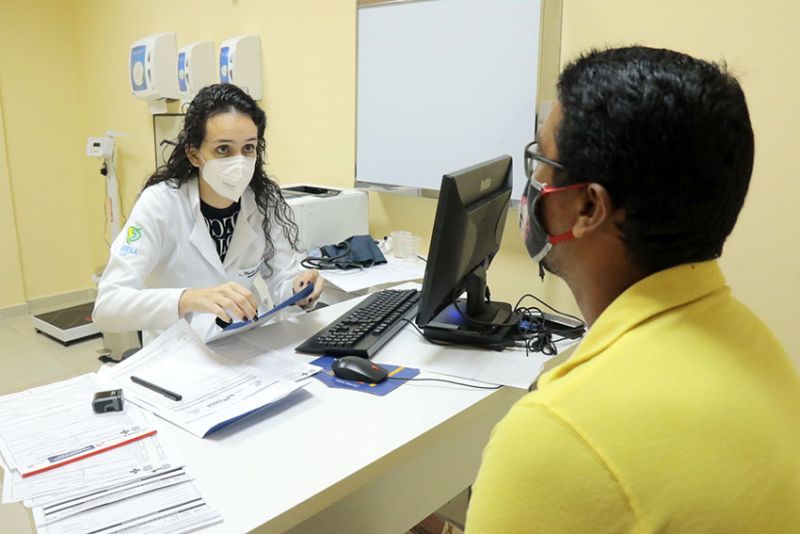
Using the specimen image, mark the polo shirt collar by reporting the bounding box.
[539,260,728,386]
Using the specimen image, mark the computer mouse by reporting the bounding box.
[331,356,388,384]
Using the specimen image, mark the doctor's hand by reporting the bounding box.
[293,270,323,309]
[179,282,259,323]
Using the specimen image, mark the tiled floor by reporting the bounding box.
[0,309,106,533]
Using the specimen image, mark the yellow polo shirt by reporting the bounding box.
[466,261,800,533]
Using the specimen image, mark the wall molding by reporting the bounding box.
[0,302,28,320]
[0,288,97,319]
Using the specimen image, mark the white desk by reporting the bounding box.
[158,297,530,533]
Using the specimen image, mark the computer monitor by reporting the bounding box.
[415,155,519,348]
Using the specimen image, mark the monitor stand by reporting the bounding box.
[420,268,520,350]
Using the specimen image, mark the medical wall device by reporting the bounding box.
[86,132,125,241]
[219,35,262,100]
[129,32,180,113]
[178,41,217,105]
[86,136,114,159]
[31,134,128,345]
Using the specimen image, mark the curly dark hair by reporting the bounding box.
[555,46,754,274]
[145,83,299,272]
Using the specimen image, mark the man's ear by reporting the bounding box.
[186,146,202,169]
[572,183,614,238]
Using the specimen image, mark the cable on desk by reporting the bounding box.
[386,377,501,390]
[401,313,553,356]
[401,289,586,358]
[513,293,584,324]
[393,319,502,389]
[399,318,457,346]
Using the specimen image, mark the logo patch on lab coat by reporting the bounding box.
[126,226,142,244]
[119,244,138,256]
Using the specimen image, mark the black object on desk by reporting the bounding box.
[295,288,420,358]
[332,356,389,384]
[130,376,183,402]
[93,389,124,413]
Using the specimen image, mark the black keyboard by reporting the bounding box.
[295,289,420,358]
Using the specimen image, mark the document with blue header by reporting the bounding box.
[206,283,315,343]
[99,320,305,438]
[0,374,156,478]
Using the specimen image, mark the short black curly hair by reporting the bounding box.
[555,46,754,273]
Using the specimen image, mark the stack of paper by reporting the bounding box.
[320,256,426,293]
[99,320,310,438]
[208,332,322,381]
[0,374,155,478]
[33,466,220,534]
[0,374,222,533]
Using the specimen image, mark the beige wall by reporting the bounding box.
[70,0,357,270]
[375,1,800,368]
[0,0,95,301]
[1,0,796,366]
[0,95,26,307]
[558,0,800,364]
[0,0,356,307]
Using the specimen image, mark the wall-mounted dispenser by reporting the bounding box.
[129,33,180,113]
[178,41,217,106]
[219,35,262,100]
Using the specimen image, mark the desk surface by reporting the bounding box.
[157,296,529,533]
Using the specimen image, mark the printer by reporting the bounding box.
[281,184,369,252]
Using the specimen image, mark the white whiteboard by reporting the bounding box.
[356,0,541,199]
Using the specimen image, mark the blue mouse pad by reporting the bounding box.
[310,356,420,396]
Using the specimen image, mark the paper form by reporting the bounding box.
[33,466,193,525]
[208,335,321,382]
[320,256,426,293]
[35,479,221,534]
[205,282,314,342]
[2,431,180,506]
[0,374,155,476]
[100,320,305,437]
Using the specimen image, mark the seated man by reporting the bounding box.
[466,46,800,532]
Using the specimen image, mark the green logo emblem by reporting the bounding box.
[126,226,142,243]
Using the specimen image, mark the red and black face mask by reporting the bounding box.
[519,178,589,263]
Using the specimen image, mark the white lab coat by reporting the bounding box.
[93,178,305,343]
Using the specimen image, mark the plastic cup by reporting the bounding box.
[399,234,421,261]
[390,230,412,258]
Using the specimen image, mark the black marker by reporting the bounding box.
[130,376,182,402]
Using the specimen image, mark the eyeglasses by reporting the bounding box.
[524,141,566,179]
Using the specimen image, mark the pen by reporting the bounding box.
[130,376,182,402]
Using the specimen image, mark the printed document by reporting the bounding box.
[0,374,155,477]
[321,256,425,293]
[208,334,321,381]
[99,320,305,437]
[34,473,221,534]
[206,282,314,342]
[2,431,180,507]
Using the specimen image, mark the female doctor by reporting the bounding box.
[93,84,322,343]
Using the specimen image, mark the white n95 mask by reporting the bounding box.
[200,155,257,201]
